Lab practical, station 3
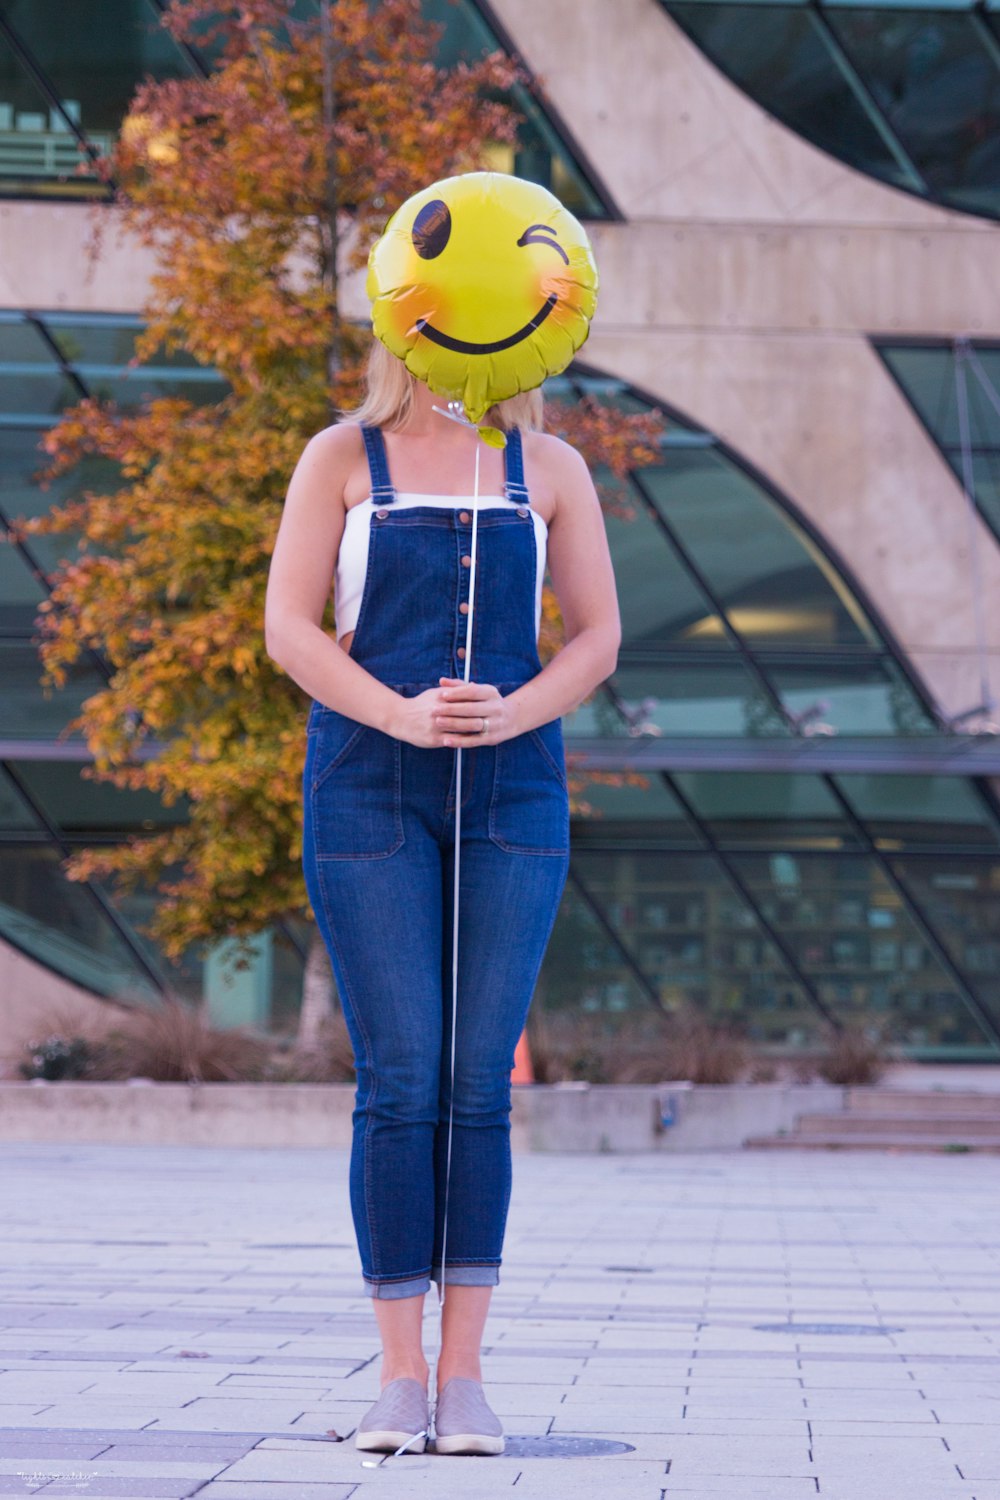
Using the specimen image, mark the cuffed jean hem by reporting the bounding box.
[431,1263,501,1287]
[362,1272,432,1300]
[362,1263,501,1298]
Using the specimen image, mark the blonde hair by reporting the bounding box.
[342,334,545,433]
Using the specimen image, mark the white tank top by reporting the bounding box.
[335,493,548,640]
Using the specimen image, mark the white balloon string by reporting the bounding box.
[437,431,480,1350]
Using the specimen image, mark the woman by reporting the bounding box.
[264,336,620,1456]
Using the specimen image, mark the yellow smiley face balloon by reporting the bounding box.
[366,171,599,426]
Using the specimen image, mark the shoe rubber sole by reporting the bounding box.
[434,1431,505,1455]
[355,1427,428,1453]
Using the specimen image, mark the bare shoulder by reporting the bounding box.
[284,421,365,516]
[521,429,595,524]
[521,428,588,478]
[302,419,365,468]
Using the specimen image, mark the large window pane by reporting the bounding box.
[0,843,160,999]
[0,767,42,832]
[1,642,106,740]
[0,0,191,197]
[877,341,1000,546]
[565,848,824,1045]
[569,771,699,843]
[601,481,715,650]
[673,770,860,847]
[731,851,997,1050]
[0,435,124,630]
[537,876,657,1015]
[664,5,915,188]
[836,773,1000,847]
[828,11,1000,215]
[661,2,1000,219]
[641,451,874,650]
[0,541,45,623]
[892,856,1000,1033]
[609,659,791,738]
[12,760,189,835]
[766,650,937,735]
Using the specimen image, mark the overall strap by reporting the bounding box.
[503,426,531,506]
[360,424,397,504]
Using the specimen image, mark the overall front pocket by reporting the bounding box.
[488,716,570,855]
[308,709,404,860]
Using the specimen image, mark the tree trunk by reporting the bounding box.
[298,926,336,1050]
[300,8,340,1048]
[319,0,344,405]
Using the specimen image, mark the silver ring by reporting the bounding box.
[479,715,489,736]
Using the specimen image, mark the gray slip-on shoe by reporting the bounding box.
[433,1375,505,1455]
[355,1376,429,1453]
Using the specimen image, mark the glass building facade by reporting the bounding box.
[2,2,1000,1061]
[659,0,1000,221]
[5,325,1000,1058]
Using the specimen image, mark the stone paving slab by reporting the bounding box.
[0,1459,228,1477]
[660,1482,822,1497]
[196,1487,359,1499]
[0,1143,998,1498]
[19,1486,205,1498]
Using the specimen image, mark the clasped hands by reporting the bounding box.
[392,677,520,749]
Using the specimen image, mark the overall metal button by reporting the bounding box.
[375,508,389,520]
[516,506,529,518]
[457,646,467,659]
[459,601,469,614]
[461,554,471,568]
[458,510,470,523]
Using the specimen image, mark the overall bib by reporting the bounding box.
[302,423,570,1299]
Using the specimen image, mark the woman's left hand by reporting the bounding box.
[435,677,518,745]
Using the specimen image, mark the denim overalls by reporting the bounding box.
[301,423,570,1300]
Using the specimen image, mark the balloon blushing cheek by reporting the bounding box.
[553,278,586,315]
[390,283,452,346]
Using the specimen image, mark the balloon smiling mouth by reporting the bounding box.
[414,292,558,355]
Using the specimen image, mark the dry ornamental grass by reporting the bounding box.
[15,996,274,1083]
[11,999,896,1089]
[526,1006,756,1086]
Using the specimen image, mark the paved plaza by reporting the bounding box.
[0,1141,998,1498]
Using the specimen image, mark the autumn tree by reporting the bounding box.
[9,0,664,1037]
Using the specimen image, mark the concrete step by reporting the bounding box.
[745,1132,1000,1152]
[845,1088,1000,1118]
[798,1112,1000,1137]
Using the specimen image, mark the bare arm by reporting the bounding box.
[264,423,402,734]
[435,434,622,743]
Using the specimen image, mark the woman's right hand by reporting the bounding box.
[389,679,516,748]
[389,685,457,748]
